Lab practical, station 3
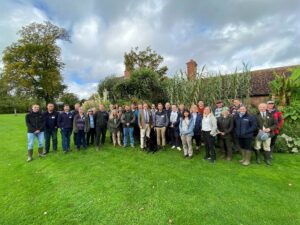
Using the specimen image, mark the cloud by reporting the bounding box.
[0,0,300,99]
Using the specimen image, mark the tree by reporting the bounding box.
[124,46,168,77]
[1,21,70,104]
[97,75,122,102]
[59,92,80,109]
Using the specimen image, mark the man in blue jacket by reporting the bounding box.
[58,104,73,153]
[43,103,59,154]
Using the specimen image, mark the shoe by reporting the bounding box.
[239,149,245,163]
[209,159,216,164]
[255,149,261,164]
[184,154,188,158]
[38,148,46,158]
[187,156,193,160]
[171,146,176,149]
[242,150,252,166]
[123,145,128,148]
[27,149,33,162]
[264,151,272,166]
[131,144,135,148]
[177,147,182,151]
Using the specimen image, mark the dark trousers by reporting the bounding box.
[192,134,201,147]
[87,128,95,145]
[73,132,77,145]
[95,126,107,146]
[170,127,180,147]
[133,123,140,141]
[202,131,216,160]
[219,136,233,158]
[165,126,171,144]
[44,128,57,152]
[61,128,72,152]
[76,130,87,149]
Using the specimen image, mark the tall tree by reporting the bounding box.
[2,21,69,104]
[124,46,168,77]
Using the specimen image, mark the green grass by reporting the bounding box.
[0,114,299,225]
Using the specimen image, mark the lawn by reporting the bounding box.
[0,114,299,225]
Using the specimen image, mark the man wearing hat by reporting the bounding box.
[214,100,224,118]
[254,103,278,165]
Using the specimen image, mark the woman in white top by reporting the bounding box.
[202,106,218,163]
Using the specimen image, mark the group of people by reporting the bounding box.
[25,99,284,166]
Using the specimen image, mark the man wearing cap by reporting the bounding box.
[254,103,278,165]
[214,100,224,118]
[267,100,284,156]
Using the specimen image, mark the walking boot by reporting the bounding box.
[38,148,46,158]
[254,149,261,164]
[264,151,272,166]
[239,149,245,163]
[27,149,33,162]
[242,150,252,166]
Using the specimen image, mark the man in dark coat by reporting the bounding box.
[58,104,73,153]
[94,104,109,150]
[43,103,59,154]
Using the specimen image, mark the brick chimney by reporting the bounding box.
[186,59,197,80]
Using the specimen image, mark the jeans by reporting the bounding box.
[27,132,44,150]
[76,130,87,149]
[61,128,72,151]
[202,131,216,160]
[95,126,107,146]
[44,128,58,152]
[123,127,134,146]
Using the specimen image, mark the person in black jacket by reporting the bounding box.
[94,104,109,150]
[72,103,81,145]
[57,104,73,153]
[43,103,59,154]
[234,106,257,166]
[25,104,46,162]
[217,107,234,160]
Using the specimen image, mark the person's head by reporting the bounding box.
[143,103,148,110]
[64,104,70,112]
[183,110,190,118]
[157,103,163,111]
[258,103,267,112]
[151,104,156,110]
[179,103,185,111]
[92,107,96,114]
[111,109,118,117]
[267,101,275,111]
[216,100,223,108]
[239,106,247,115]
[32,104,40,113]
[198,101,204,108]
[99,104,105,111]
[138,104,143,110]
[203,106,212,116]
[74,103,80,111]
[109,104,114,110]
[88,108,93,115]
[221,107,230,117]
[191,105,198,113]
[125,105,130,111]
[118,106,123,111]
[78,107,84,114]
[47,103,55,112]
[171,104,177,112]
[165,102,170,110]
[233,99,240,107]
[131,103,136,110]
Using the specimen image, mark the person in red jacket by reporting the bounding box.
[267,100,284,155]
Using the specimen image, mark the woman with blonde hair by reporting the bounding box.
[108,109,122,147]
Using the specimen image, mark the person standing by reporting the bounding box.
[179,110,195,159]
[254,103,278,165]
[217,107,234,160]
[86,109,96,146]
[214,100,224,118]
[108,109,122,147]
[131,103,140,141]
[25,104,46,162]
[191,105,202,154]
[73,107,90,150]
[94,104,109,150]
[154,103,169,149]
[58,104,73,153]
[43,103,59,154]
[202,107,218,163]
[267,100,284,156]
[138,103,152,150]
[197,101,205,116]
[121,105,135,148]
[72,103,81,145]
[234,106,257,166]
[169,105,181,151]
[164,102,172,145]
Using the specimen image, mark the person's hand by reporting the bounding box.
[126,123,130,126]
[264,128,271,132]
[35,130,40,134]
[221,132,225,136]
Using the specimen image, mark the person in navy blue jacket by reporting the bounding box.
[169,105,181,151]
[43,103,59,154]
[191,105,202,154]
[234,106,257,166]
[58,104,73,153]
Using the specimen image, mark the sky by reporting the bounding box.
[0,0,300,99]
